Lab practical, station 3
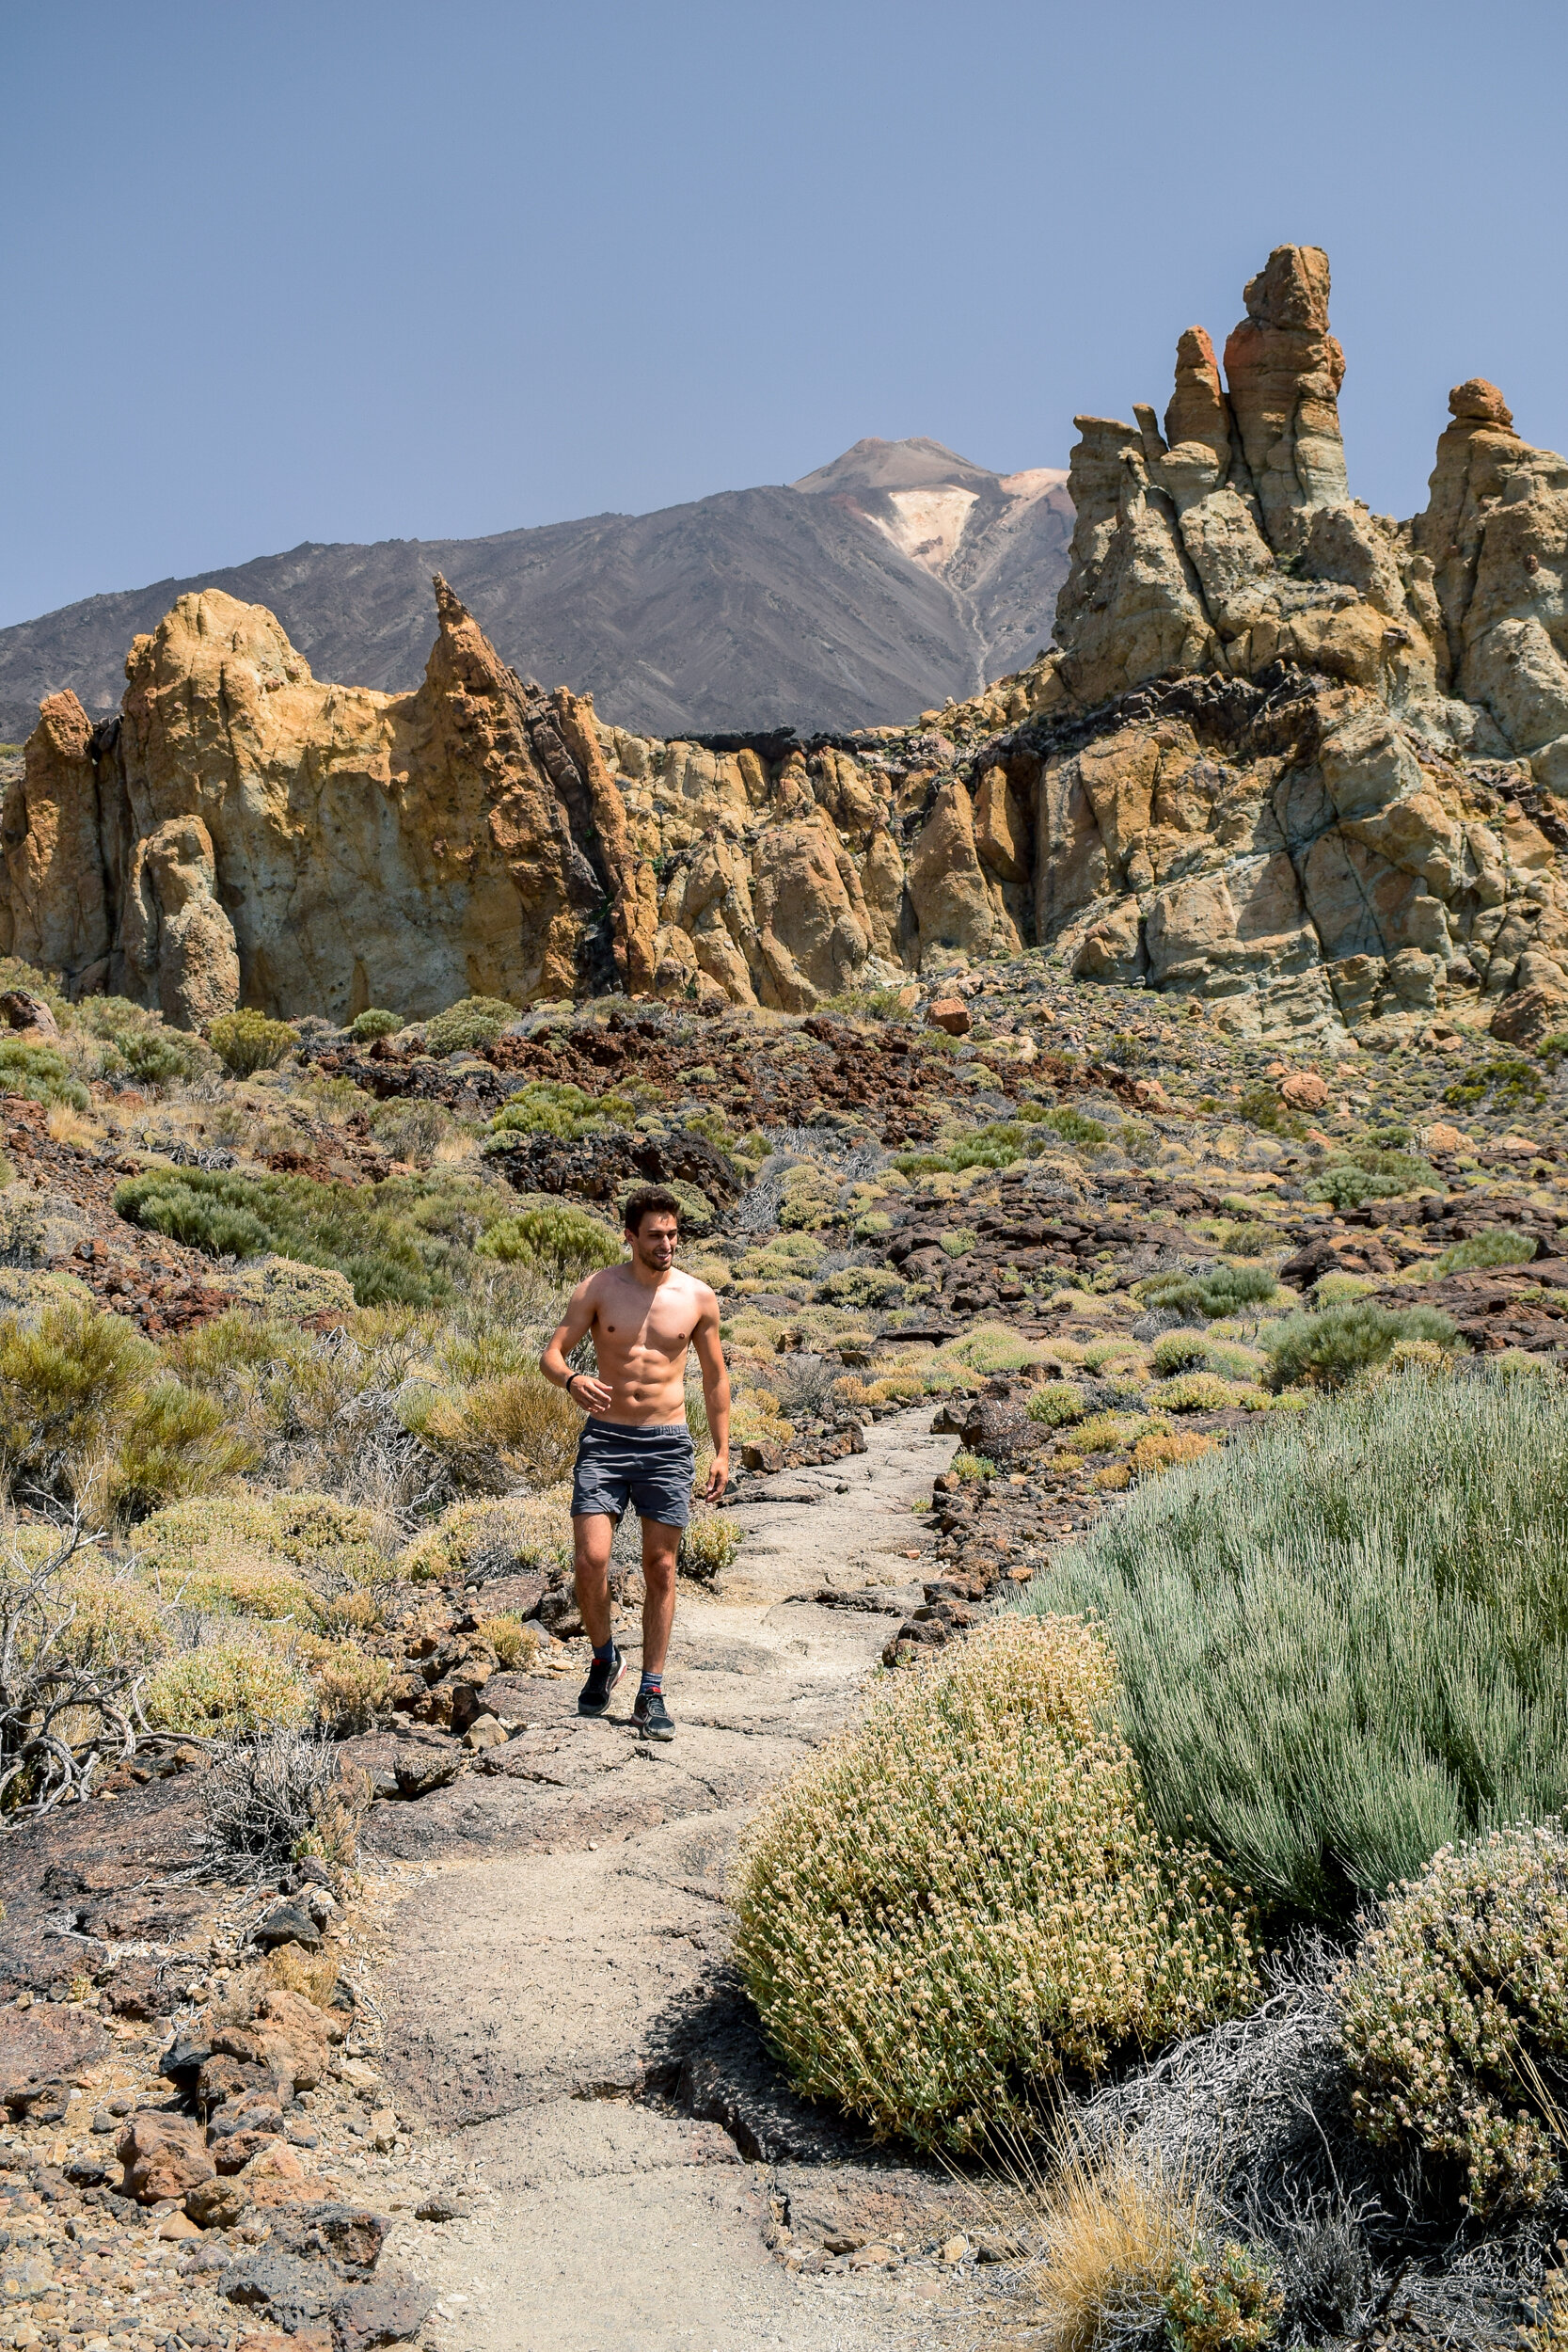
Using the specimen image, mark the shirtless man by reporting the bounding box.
[539,1184,730,1740]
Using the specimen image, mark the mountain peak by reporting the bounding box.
[790,437,997,497]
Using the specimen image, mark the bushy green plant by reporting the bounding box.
[1018,1370,1568,1918]
[680,1515,742,1582]
[1339,1824,1568,2216]
[475,1203,621,1279]
[1028,1381,1087,1427]
[1039,1105,1107,1146]
[948,1450,995,1482]
[0,1041,89,1111]
[0,1302,251,1520]
[1151,1331,1265,1382]
[486,1080,607,1143]
[1164,2243,1282,2350]
[1215,1221,1274,1258]
[818,1264,906,1308]
[1307,1143,1433,1214]
[939,1226,978,1258]
[425,994,515,1054]
[1432,1226,1536,1276]
[114,1166,473,1306]
[208,1009,297,1075]
[1156,1371,1266,1413]
[730,1618,1257,2149]
[1264,1300,1459,1391]
[1235,1083,1305,1138]
[1445,1055,1546,1111]
[347,1008,400,1041]
[1139,1265,1278,1322]
[142,1643,312,1735]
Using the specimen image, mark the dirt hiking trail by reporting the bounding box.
[362,1406,1025,2352]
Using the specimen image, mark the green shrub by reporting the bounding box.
[348,1008,400,1041]
[1339,1824,1568,2216]
[730,1618,1257,2149]
[1018,1369,1568,1919]
[1264,1300,1459,1391]
[0,1041,89,1111]
[115,1027,201,1085]
[1433,1226,1536,1276]
[0,1302,251,1520]
[1027,1381,1086,1427]
[1157,1371,1266,1413]
[208,1009,297,1075]
[142,1644,312,1735]
[1150,1331,1265,1383]
[425,995,515,1054]
[1445,1055,1546,1111]
[948,1450,995,1482]
[78,1001,206,1085]
[680,1516,742,1582]
[818,1264,906,1308]
[1038,1105,1107,1146]
[1235,1082,1305,1137]
[485,1081,623,1145]
[475,1202,621,1279]
[114,1167,460,1306]
[939,1227,978,1258]
[1307,1143,1433,1213]
[1215,1221,1274,1258]
[1138,1265,1278,1322]
[1164,2244,1282,2350]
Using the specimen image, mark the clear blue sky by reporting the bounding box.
[5,0,1567,628]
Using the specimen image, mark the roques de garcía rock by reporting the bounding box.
[8,244,1568,1047]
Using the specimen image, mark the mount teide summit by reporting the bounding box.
[0,439,1071,744]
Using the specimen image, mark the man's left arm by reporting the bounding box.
[690,1291,731,1502]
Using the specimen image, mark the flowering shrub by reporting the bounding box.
[730,1617,1257,2149]
[1339,1824,1568,2216]
[1028,1380,1086,1426]
[1164,2243,1282,2349]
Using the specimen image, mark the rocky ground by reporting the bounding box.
[5,945,1568,2350]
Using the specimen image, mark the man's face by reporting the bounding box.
[628,1212,678,1271]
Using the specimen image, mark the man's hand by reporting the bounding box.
[566,1371,613,1414]
[703,1449,729,1502]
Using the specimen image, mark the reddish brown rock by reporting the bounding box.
[0,2001,108,2114]
[926,997,972,1037]
[118,2108,215,2202]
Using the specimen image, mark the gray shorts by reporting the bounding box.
[571,1417,695,1529]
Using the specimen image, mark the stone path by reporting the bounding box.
[369,1408,1011,2352]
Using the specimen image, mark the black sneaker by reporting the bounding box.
[578,1648,624,1715]
[633,1687,674,1741]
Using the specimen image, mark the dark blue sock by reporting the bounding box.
[594,1638,617,1665]
[639,1670,661,1696]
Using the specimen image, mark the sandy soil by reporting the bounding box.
[369,1408,1032,2352]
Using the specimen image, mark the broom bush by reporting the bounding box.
[1017,1368,1568,1920]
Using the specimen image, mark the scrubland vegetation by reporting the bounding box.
[6,946,1568,2342]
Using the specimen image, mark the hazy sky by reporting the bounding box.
[6,0,1568,627]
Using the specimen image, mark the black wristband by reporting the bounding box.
[565,1372,582,1400]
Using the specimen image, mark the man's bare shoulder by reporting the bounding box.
[678,1270,721,1322]
[578,1263,629,1307]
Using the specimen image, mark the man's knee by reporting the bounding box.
[641,1531,679,1584]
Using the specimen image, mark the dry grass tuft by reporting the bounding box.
[1031,2132,1205,2351]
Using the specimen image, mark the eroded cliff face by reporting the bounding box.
[8,244,1568,1043]
[913,245,1568,1044]
[0,580,1021,1025]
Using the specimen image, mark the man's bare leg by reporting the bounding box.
[634,1519,681,1740]
[573,1515,628,1716]
[639,1519,680,1677]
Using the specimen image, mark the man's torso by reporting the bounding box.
[588,1266,705,1425]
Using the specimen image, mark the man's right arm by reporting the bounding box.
[540,1277,613,1414]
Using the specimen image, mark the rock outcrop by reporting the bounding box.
[7,244,1568,1044]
